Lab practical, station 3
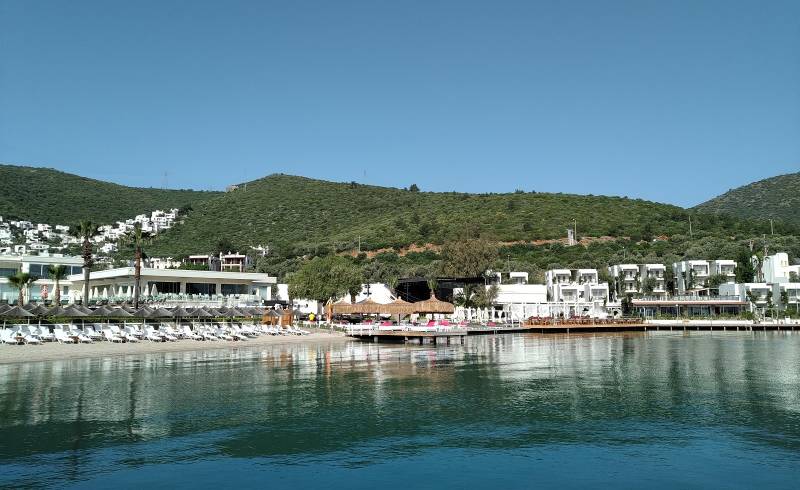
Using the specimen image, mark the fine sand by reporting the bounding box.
[0,329,350,364]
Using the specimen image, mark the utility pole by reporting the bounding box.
[688,216,693,237]
[769,219,774,236]
[357,236,361,254]
[573,219,577,243]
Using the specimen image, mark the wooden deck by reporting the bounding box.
[346,328,467,344]
[349,322,800,343]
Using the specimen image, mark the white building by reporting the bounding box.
[545,268,609,304]
[609,263,667,298]
[68,268,276,306]
[763,252,800,284]
[719,283,771,310]
[0,253,84,304]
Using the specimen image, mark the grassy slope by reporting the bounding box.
[0,164,222,224]
[694,172,800,226]
[148,173,769,258]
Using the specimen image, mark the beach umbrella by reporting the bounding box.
[150,284,158,296]
[46,305,67,316]
[205,308,223,317]
[102,287,108,299]
[227,308,246,317]
[108,307,133,318]
[1,306,34,317]
[133,307,153,318]
[28,304,51,316]
[76,305,93,315]
[170,307,192,318]
[0,304,10,314]
[149,307,173,318]
[92,305,111,316]
[190,308,212,318]
[216,307,231,315]
[117,285,124,297]
[59,306,88,317]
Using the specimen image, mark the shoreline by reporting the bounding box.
[0,329,350,365]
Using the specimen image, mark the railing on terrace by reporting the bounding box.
[634,295,745,302]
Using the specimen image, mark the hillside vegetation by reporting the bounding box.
[0,164,221,224]
[694,172,800,226]
[144,174,800,281]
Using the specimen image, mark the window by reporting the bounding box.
[186,283,216,295]
[0,267,19,277]
[151,281,180,294]
[221,284,248,295]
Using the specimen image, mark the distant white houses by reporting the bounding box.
[763,252,800,284]
[718,252,800,312]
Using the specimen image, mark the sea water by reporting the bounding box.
[1,332,799,488]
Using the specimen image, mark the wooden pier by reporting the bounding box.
[346,328,468,345]
[348,322,799,343]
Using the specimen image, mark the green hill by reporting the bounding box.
[145,174,800,282]
[694,172,800,226]
[0,164,221,224]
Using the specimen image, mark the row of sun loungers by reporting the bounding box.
[0,322,311,345]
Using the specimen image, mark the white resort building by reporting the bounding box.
[68,268,277,307]
[0,253,83,304]
[608,263,667,298]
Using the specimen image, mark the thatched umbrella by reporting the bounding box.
[29,304,51,316]
[61,305,89,317]
[92,305,113,316]
[1,305,34,327]
[350,298,385,315]
[0,304,10,314]
[133,307,153,318]
[190,308,213,317]
[205,308,223,317]
[76,305,93,315]
[412,293,455,315]
[46,305,67,317]
[108,307,133,318]
[227,307,246,317]
[149,307,173,318]
[1,306,34,317]
[170,307,192,318]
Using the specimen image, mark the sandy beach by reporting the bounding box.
[0,329,350,364]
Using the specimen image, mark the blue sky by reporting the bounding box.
[1,0,798,206]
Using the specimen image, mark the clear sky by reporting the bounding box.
[1,0,798,206]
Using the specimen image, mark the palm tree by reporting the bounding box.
[7,272,37,306]
[47,264,69,305]
[120,222,151,309]
[70,220,97,305]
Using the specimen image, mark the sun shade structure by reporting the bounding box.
[409,293,455,314]
[60,306,89,317]
[132,307,153,318]
[28,304,52,316]
[170,307,192,318]
[189,308,213,317]
[149,307,174,318]
[1,306,35,317]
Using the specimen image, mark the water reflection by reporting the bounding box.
[2,332,800,487]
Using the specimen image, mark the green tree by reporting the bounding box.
[621,293,633,315]
[70,220,97,304]
[790,271,799,283]
[707,274,728,290]
[47,265,68,305]
[287,256,364,306]
[7,272,37,305]
[780,290,789,312]
[642,277,657,296]
[408,184,420,192]
[120,222,152,308]
[735,249,755,283]
[440,239,498,277]
[472,284,499,308]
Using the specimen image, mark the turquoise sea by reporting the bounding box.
[1,332,800,488]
